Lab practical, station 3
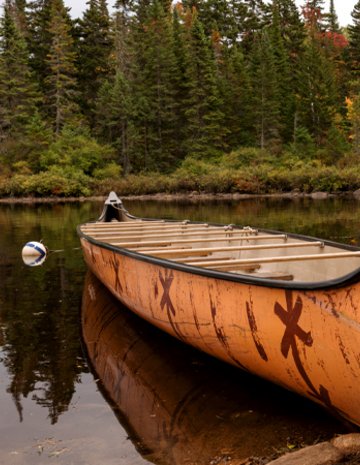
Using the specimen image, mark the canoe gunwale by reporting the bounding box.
[77,217,360,291]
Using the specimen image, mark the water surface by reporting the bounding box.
[1,197,358,464]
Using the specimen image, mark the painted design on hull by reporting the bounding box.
[158,270,185,342]
[246,297,268,362]
[112,254,123,294]
[274,290,344,418]
[210,299,247,370]
[159,269,175,316]
[274,291,313,358]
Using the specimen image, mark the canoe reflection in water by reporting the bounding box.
[81,272,345,465]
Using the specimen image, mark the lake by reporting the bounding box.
[0,196,358,465]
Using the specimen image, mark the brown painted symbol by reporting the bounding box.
[246,301,268,362]
[210,298,247,370]
[112,254,123,294]
[274,290,343,418]
[159,269,176,316]
[274,290,313,358]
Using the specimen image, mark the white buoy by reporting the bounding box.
[22,241,47,267]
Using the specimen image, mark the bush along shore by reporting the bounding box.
[1,147,360,199]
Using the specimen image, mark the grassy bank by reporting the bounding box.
[1,148,360,198]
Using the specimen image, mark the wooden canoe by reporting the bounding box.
[78,192,360,426]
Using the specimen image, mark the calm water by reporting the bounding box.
[1,197,359,465]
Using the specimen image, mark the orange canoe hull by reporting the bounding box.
[80,237,360,427]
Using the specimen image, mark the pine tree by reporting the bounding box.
[272,0,305,59]
[269,1,293,142]
[248,30,282,150]
[220,45,254,147]
[323,0,340,33]
[94,0,136,172]
[14,0,27,33]
[267,0,306,142]
[96,72,133,173]
[299,0,342,145]
[113,0,133,75]
[183,13,227,159]
[26,0,53,89]
[297,36,338,144]
[0,0,40,147]
[181,0,246,46]
[171,5,190,157]
[241,0,268,50]
[45,0,80,134]
[348,0,360,80]
[128,0,180,170]
[76,0,113,127]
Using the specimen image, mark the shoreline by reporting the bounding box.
[1,190,360,204]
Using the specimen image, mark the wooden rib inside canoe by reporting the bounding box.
[173,257,260,271]
[82,221,250,231]
[81,222,252,233]
[83,224,213,234]
[190,251,360,268]
[115,234,288,249]
[96,230,265,243]
[140,241,324,258]
[84,227,258,239]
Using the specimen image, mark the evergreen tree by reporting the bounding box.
[241,0,268,49]
[76,0,113,127]
[113,0,133,75]
[348,0,360,80]
[171,5,190,157]
[131,0,179,170]
[297,36,338,144]
[299,0,341,145]
[248,30,282,150]
[14,0,27,33]
[26,0,53,89]
[181,0,247,46]
[45,0,80,134]
[321,0,348,112]
[0,0,40,148]
[269,0,294,142]
[220,45,254,147]
[273,0,305,59]
[183,13,227,158]
[96,72,134,173]
[323,0,340,32]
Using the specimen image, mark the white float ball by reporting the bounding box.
[22,241,47,258]
[22,241,47,267]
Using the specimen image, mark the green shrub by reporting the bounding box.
[175,157,215,178]
[221,147,269,169]
[39,126,116,175]
[93,162,122,180]
[0,167,91,197]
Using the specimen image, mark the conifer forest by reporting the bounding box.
[2,0,360,197]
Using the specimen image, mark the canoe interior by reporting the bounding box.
[80,216,360,284]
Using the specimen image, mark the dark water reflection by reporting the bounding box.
[0,197,358,464]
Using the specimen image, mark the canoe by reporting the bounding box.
[78,192,360,426]
[81,271,344,465]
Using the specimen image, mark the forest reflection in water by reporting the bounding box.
[0,196,358,464]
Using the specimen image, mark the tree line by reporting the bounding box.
[1,0,360,192]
